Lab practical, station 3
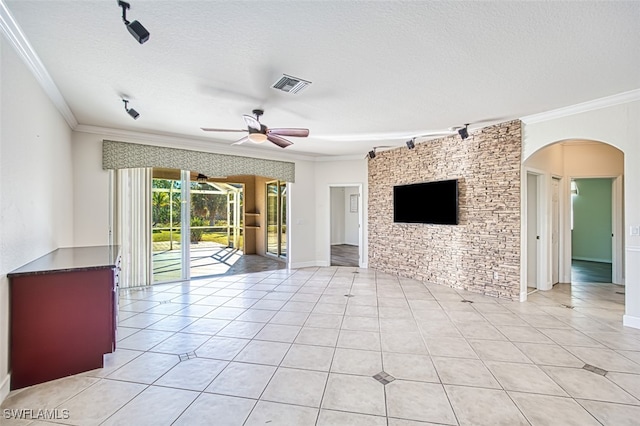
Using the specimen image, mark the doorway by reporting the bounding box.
[521,141,624,302]
[151,169,244,282]
[570,178,613,283]
[329,185,362,267]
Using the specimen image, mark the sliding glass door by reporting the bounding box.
[151,168,244,283]
[266,180,287,258]
[189,180,243,278]
[151,175,185,282]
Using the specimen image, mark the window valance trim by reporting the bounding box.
[102,140,295,183]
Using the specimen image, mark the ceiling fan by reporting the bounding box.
[201,109,309,148]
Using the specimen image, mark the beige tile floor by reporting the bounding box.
[2,267,640,425]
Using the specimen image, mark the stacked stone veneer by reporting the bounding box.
[368,120,521,300]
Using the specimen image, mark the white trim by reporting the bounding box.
[0,1,78,129]
[315,155,367,162]
[291,260,325,269]
[519,290,527,303]
[612,176,624,285]
[521,89,640,124]
[623,315,640,330]
[627,246,640,252]
[0,373,10,403]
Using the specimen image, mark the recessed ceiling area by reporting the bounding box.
[3,1,639,158]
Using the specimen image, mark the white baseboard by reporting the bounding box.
[571,257,612,264]
[519,291,528,302]
[623,315,640,330]
[0,373,10,404]
[290,260,326,269]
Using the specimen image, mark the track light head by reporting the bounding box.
[118,1,149,44]
[406,139,415,149]
[127,108,140,119]
[127,20,150,44]
[458,125,469,140]
[122,99,139,120]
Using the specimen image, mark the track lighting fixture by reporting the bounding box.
[406,138,416,149]
[118,1,150,44]
[122,99,139,119]
[458,124,469,140]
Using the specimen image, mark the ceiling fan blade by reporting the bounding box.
[231,136,249,146]
[268,128,309,137]
[201,128,247,132]
[267,134,294,148]
[242,114,261,131]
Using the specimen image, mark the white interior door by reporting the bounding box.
[527,173,538,289]
[552,177,560,285]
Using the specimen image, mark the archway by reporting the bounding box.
[521,140,624,303]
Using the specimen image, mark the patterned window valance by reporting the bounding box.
[102,140,295,182]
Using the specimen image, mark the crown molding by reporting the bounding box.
[315,154,367,162]
[0,1,78,129]
[74,124,323,163]
[521,89,640,125]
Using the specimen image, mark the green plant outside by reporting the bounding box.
[152,229,243,247]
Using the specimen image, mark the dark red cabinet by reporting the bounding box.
[8,246,120,390]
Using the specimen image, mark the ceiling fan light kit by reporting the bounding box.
[202,108,309,149]
[248,133,268,144]
[118,0,150,44]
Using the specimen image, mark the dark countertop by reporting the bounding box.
[8,245,120,277]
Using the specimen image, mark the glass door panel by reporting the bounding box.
[266,182,279,256]
[189,180,244,277]
[151,176,184,282]
[266,180,287,258]
[280,182,287,258]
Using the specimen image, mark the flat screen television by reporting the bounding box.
[393,179,459,225]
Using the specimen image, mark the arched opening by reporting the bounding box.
[521,140,625,317]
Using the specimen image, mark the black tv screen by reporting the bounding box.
[393,179,459,224]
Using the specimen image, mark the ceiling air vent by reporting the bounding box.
[271,74,311,94]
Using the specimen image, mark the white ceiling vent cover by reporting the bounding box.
[271,74,311,94]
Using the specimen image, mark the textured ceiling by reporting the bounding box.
[4,1,640,158]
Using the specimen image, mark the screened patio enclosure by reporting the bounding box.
[151,171,244,282]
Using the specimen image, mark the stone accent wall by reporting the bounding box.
[368,120,521,299]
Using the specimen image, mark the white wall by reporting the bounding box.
[344,186,359,245]
[522,99,640,329]
[72,132,111,246]
[287,159,317,268]
[314,159,368,267]
[563,143,624,177]
[0,37,74,401]
[330,187,345,244]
